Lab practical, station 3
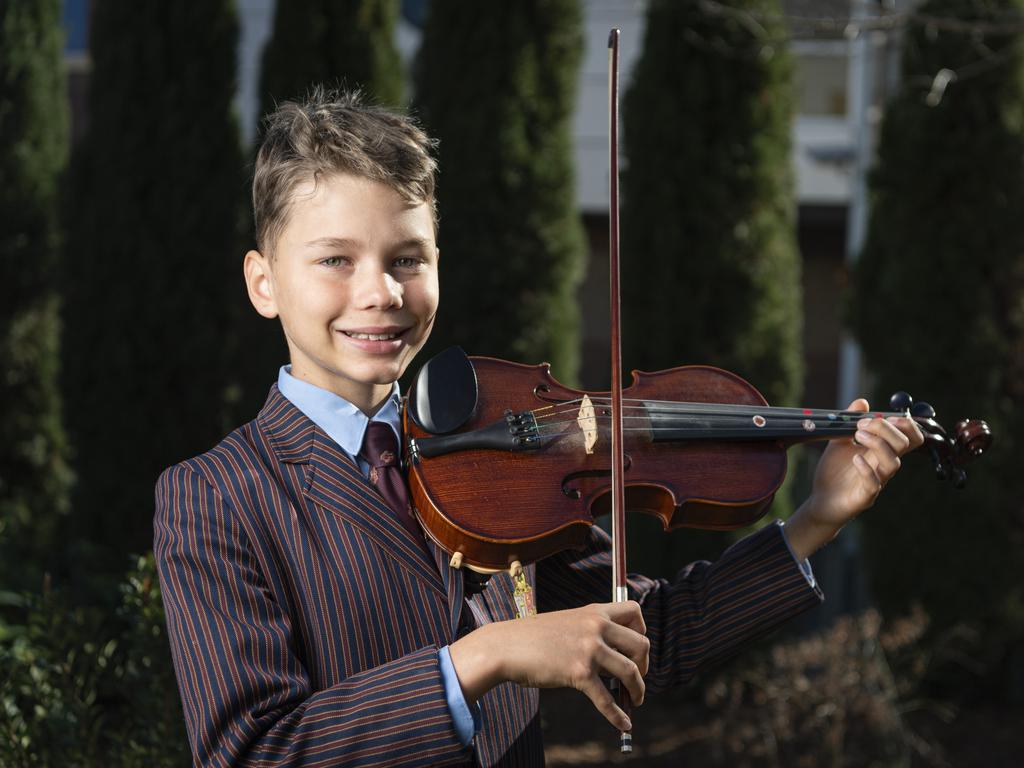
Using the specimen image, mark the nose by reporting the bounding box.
[353,263,402,310]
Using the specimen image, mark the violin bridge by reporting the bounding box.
[578,394,598,455]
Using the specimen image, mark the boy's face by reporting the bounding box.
[244,173,439,413]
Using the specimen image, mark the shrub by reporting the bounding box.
[0,555,188,767]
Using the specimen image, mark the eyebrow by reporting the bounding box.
[304,236,361,249]
[304,236,433,250]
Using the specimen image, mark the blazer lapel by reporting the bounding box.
[259,385,445,596]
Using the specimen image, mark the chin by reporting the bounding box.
[351,362,403,385]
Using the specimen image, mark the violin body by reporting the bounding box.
[405,355,788,572]
[403,349,991,573]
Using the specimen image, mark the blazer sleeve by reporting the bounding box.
[154,463,470,768]
[536,521,824,693]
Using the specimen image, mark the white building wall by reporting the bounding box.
[235,0,276,147]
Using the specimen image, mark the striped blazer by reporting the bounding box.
[154,385,823,767]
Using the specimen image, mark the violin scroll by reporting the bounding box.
[889,391,993,489]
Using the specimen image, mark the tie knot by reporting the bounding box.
[361,421,399,468]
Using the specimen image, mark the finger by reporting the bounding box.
[886,415,925,451]
[578,675,632,732]
[854,428,901,480]
[597,644,646,706]
[845,398,870,413]
[604,621,651,677]
[859,417,911,454]
[853,453,882,497]
[604,600,647,636]
[846,400,869,446]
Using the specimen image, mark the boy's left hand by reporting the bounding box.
[785,398,924,561]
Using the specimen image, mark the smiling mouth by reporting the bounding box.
[338,326,412,343]
[343,331,401,341]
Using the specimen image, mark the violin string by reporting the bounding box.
[530,398,886,419]
[532,407,872,423]
[543,392,895,414]
[529,413,853,434]
[528,424,859,440]
[531,420,859,437]
[528,409,864,430]
[531,404,559,414]
[531,395,889,420]
[529,405,878,431]
[532,403,868,421]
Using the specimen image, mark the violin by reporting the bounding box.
[402,346,992,573]
[400,25,992,576]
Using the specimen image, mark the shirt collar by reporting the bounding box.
[276,365,402,459]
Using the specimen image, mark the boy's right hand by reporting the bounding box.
[448,601,648,732]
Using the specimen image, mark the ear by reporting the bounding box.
[243,249,279,319]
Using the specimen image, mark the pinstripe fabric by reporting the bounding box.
[155,385,822,767]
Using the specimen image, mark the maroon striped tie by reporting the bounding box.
[360,422,423,542]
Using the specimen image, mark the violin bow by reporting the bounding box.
[607,27,633,755]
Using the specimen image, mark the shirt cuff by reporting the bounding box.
[437,645,482,746]
[779,521,817,590]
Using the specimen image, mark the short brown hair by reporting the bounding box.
[253,87,438,255]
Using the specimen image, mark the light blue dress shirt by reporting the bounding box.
[275,365,815,744]
[276,366,480,746]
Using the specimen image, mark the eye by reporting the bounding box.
[394,256,423,269]
[319,256,348,268]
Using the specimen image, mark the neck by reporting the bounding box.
[643,400,887,446]
[359,388,394,417]
[286,362,394,415]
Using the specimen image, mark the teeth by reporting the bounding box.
[346,332,398,341]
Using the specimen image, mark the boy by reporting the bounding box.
[155,89,922,767]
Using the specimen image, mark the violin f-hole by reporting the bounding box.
[561,454,633,499]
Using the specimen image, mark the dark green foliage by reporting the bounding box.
[621,0,803,408]
[414,0,586,382]
[62,2,245,582]
[0,555,189,767]
[0,0,72,591]
[851,0,1024,641]
[617,0,803,574]
[260,0,403,114]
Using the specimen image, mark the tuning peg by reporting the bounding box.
[928,446,948,481]
[952,468,967,489]
[889,391,913,413]
[911,401,936,420]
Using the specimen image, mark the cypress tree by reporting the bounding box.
[414,0,586,382]
[260,0,403,114]
[621,0,802,407]
[62,2,244,582]
[851,0,1024,637]
[617,0,803,575]
[0,0,72,591]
